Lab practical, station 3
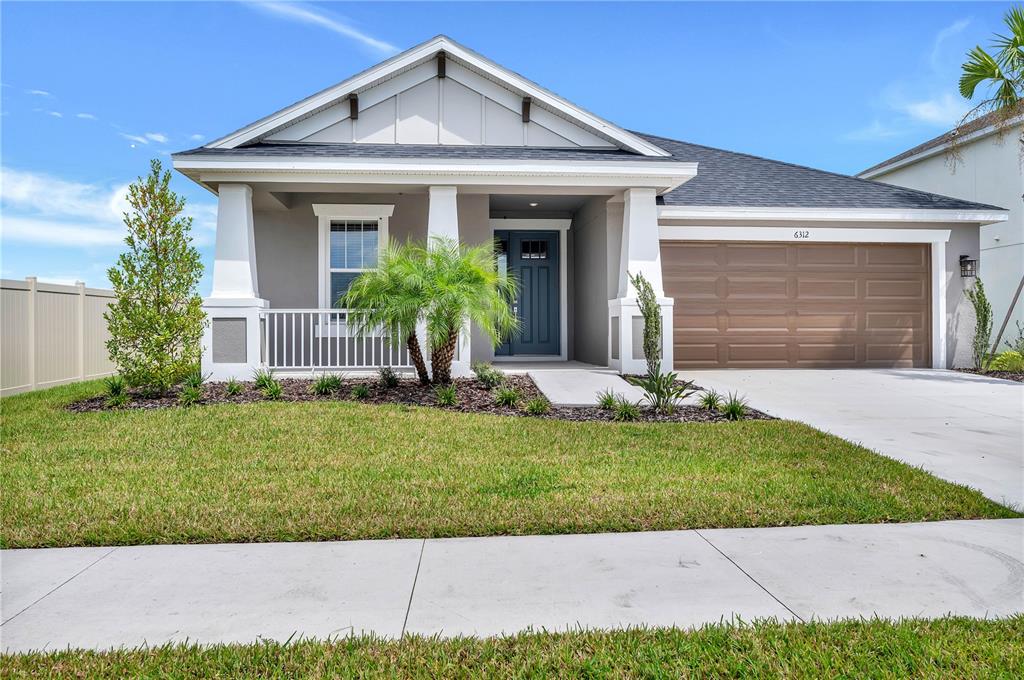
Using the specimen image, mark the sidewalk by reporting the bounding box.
[2,519,1022,653]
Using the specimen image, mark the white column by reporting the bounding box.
[203,183,268,381]
[610,188,674,375]
[426,185,470,376]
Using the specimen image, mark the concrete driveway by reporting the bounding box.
[686,369,1023,508]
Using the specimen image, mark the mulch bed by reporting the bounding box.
[954,368,1024,384]
[67,374,773,423]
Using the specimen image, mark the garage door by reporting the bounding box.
[662,242,931,368]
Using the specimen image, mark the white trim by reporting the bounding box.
[205,35,669,157]
[657,225,950,369]
[489,219,569,362]
[315,204,393,308]
[657,205,1008,225]
[858,115,1024,179]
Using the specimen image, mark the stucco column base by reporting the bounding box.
[201,297,269,382]
[608,297,674,376]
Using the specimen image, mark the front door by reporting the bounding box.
[495,230,560,356]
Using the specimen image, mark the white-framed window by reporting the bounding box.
[313,204,394,308]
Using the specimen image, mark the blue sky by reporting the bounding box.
[0,1,1013,292]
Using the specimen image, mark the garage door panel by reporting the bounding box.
[663,241,930,369]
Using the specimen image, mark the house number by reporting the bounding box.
[794,230,810,239]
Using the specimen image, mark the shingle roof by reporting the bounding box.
[173,134,1006,212]
[638,132,1005,211]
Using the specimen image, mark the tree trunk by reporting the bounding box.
[406,332,431,385]
[430,330,459,384]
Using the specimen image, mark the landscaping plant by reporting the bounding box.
[105,160,205,395]
[596,388,618,410]
[351,384,371,400]
[103,375,129,408]
[699,389,723,411]
[178,385,202,407]
[525,397,550,416]
[378,366,400,389]
[434,384,458,406]
[964,279,994,371]
[1004,321,1024,353]
[472,362,505,389]
[224,378,243,397]
[495,385,520,407]
[261,379,283,401]
[182,369,205,390]
[989,350,1024,372]
[628,271,662,378]
[253,368,277,391]
[629,372,697,414]
[719,392,749,421]
[311,374,343,396]
[612,397,641,422]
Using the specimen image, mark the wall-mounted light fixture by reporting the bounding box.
[959,255,978,278]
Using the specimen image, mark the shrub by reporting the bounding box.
[224,378,243,397]
[253,368,276,391]
[719,392,748,421]
[105,393,130,409]
[989,350,1024,372]
[261,379,283,401]
[627,371,697,414]
[311,374,343,396]
[351,384,370,400]
[1003,321,1024,354]
[104,160,205,394]
[525,397,550,415]
[495,386,520,407]
[964,280,993,371]
[182,369,206,390]
[595,388,618,410]
[628,271,662,378]
[612,397,641,422]
[472,362,505,389]
[104,374,127,398]
[178,385,202,407]
[698,389,722,411]
[434,384,458,406]
[379,366,400,389]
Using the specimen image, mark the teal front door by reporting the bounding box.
[495,230,560,356]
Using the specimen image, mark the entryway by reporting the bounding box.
[495,229,561,357]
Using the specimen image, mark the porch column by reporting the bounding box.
[609,188,674,375]
[202,184,268,381]
[426,185,470,376]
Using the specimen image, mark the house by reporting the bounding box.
[859,108,1023,350]
[172,35,1008,380]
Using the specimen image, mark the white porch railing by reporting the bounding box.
[261,309,412,371]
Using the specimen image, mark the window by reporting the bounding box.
[314,204,394,308]
[329,220,379,304]
[521,239,548,259]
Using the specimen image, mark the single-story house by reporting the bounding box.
[172,35,1008,380]
[858,107,1023,348]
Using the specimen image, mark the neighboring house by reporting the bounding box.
[173,36,1008,380]
[859,109,1023,354]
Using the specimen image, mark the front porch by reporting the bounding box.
[200,183,677,381]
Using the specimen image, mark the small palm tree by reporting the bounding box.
[344,242,431,384]
[421,237,518,384]
[955,6,1023,148]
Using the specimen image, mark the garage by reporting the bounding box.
[662,241,931,368]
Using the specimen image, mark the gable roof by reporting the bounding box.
[205,35,669,157]
[641,132,1005,212]
[858,102,1024,178]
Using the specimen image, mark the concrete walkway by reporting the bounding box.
[528,369,644,407]
[3,519,1021,652]
[686,369,1024,508]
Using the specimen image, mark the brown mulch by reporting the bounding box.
[66,374,773,423]
[954,368,1024,384]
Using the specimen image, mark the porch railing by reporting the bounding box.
[261,309,412,371]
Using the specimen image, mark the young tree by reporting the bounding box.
[628,271,662,378]
[964,279,994,372]
[105,160,205,393]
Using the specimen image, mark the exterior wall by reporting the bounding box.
[658,219,980,368]
[1,278,116,396]
[455,194,495,365]
[571,196,612,365]
[867,126,1023,339]
[253,192,429,309]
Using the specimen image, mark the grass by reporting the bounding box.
[0,381,1016,549]
[3,618,1022,678]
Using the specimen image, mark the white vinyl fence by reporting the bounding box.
[1,277,116,396]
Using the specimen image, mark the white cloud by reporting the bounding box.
[119,132,149,145]
[898,92,970,127]
[0,167,216,249]
[251,2,396,54]
[931,18,971,70]
[189,133,205,141]
[76,113,98,120]
[842,120,903,142]
[145,132,168,144]
[47,111,63,118]
[26,89,51,97]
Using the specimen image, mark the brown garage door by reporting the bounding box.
[662,241,931,368]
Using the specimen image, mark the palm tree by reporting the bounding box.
[343,241,431,385]
[420,237,518,384]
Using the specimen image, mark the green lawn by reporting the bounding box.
[0,381,1016,549]
[4,618,1022,678]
